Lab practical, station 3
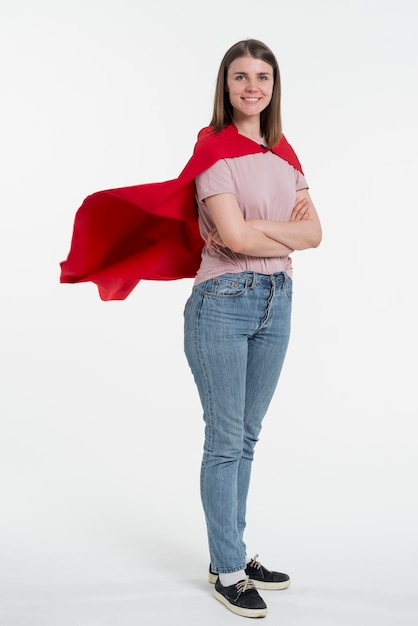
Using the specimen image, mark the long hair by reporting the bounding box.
[210,39,282,148]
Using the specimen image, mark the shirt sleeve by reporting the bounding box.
[195,159,236,202]
[295,169,309,191]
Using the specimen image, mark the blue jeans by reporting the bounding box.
[184,271,292,574]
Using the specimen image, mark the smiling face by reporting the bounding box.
[225,56,274,125]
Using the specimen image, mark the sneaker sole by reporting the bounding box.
[209,572,291,591]
[252,579,291,590]
[214,589,268,618]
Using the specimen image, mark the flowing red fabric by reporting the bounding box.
[60,124,303,300]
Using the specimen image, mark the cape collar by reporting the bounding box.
[179,124,303,181]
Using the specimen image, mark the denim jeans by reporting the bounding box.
[184,271,292,574]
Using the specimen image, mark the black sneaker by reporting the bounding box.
[209,554,291,590]
[214,576,267,618]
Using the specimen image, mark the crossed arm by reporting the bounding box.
[205,188,322,257]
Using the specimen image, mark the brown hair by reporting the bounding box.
[210,39,282,148]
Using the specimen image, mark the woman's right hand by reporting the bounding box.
[289,197,311,221]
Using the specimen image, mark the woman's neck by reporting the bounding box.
[233,117,263,143]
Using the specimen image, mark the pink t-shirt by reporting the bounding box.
[194,151,308,285]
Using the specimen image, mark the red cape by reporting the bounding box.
[60,124,303,300]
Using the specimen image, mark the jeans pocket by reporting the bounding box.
[203,274,252,299]
[284,276,293,298]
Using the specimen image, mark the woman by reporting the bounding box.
[60,36,321,622]
[184,39,322,618]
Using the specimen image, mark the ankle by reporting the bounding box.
[219,570,246,587]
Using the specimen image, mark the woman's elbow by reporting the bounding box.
[299,226,322,250]
[228,239,246,254]
[222,231,248,253]
[310,226,322,248]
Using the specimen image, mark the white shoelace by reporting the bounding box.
[235,576,256,596]
[249,554,262,570]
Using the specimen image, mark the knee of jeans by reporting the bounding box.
[242,448,255,462]
[242,436,258,461]
[204,442,244,463]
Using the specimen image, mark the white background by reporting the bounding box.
[1,1,417,624]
